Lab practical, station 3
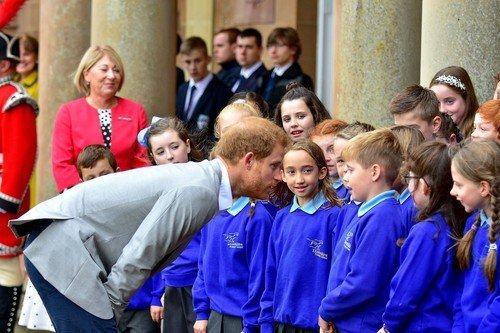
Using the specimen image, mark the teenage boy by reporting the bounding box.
[232,28,267,94]
[318,129,406,333]
[213,28,241,89]
[389,85,442,141]
[260,27,313,115]
[176,36,232,147]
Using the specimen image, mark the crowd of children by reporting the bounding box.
[7,25,499,333]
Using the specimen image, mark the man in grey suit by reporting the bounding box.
[10,117,289,333]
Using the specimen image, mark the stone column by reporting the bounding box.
[421,0,499,103]
[332,0,422,127]
[91,0,177,120]
[37,1,91,202]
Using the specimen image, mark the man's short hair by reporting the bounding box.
[389,85,440,122]
[342,128,403,186]
[77,144,118,178]
[216,28,241,44]
[238,28,263,48]
[180,36,209,57]
[212,116,289,165]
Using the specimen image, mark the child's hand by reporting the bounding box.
[150,305,163,323]
[194,319,208,333]
[318,315,336,332]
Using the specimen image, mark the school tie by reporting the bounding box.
[185,85,197,121]
[263,72,276,101]
[232,74,246,93]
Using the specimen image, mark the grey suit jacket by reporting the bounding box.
[10,160,222,319]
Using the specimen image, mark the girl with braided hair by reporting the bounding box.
[451,140,500,332]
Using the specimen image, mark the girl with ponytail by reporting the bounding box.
[451,140,500,332]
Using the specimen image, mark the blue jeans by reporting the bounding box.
[25,220,117,333]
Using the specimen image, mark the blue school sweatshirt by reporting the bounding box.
[383,212,459,332]
[192,197,274,333]
[159,232,201,288]
[398,188,418,236]
[333,179,350,203]
[259,192,340,332]
[319,190,405,333]
[332,196,361,249]
[453,210,500,333]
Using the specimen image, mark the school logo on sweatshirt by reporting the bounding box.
[343,231,353,251]
[224,232,243,249]
[307,238,328,260]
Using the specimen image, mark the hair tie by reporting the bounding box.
[489,243,498,252]
[137,116,163,147]
[435,75,466,91]
[470,224,478,231]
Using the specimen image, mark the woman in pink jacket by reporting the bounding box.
[52,45,148,192]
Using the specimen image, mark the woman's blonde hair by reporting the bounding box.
[73,45,125,96]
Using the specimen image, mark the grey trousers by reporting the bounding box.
[208,310,244,333]
[163,286,196,333]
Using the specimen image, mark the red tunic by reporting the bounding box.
[0,77,37,258]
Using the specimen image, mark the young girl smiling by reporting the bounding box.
[451,141,500,333]
[259,140,341,332]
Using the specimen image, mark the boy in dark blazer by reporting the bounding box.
[261,27,313,118]
[231,28,267,94]
[176,36,232,153]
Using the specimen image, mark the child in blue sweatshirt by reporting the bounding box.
[138,116,204,332]
[389,125,425,237]
[192,197,275,333]
[310,119,348,203]
[380,141,467,333]
[259,140,342,332]
[319,129,406,333]
[451,141,500,333]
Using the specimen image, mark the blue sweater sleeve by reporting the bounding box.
[258,214,281,333]
[383,223,444,332]
[150,272,164,306]
[242,206,274,333]
[192,226,211,320]
[477,253,500,332]
[319,213,400,321]
[452,275,465,333]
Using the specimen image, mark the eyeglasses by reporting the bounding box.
[402,174,420,186]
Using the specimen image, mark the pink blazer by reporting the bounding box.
[52,97,149,192]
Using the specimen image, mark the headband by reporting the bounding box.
[435,75,466,91]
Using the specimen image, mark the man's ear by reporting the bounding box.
[243,152,255,170]
[432,115,442,135]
